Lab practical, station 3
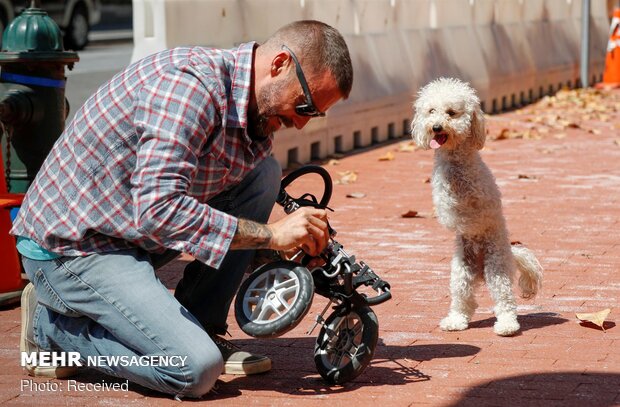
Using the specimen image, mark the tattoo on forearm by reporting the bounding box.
[230,219,273,249]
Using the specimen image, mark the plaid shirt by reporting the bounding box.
[11,42,273,269]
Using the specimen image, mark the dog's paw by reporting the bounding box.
[440,314,469,331]
[494,315,520,336]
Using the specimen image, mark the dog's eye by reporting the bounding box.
[429,108,436,114]
[447,109,456,117]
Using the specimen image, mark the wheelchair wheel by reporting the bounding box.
[313,305,379,384]
[235,261,314,338]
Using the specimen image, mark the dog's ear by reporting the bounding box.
[411,106,429,149]
[471,106,486,150]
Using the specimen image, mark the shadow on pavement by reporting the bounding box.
[198,339,480,400]
[471,312,570,334]
[65,338,480,401]
[447,372,620,407]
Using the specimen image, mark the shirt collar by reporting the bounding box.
[227,42,255,135]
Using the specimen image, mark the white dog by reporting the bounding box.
[411,77,543,336]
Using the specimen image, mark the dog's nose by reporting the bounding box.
[432,124,443,133]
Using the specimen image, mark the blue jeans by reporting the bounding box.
[22,157,281,398]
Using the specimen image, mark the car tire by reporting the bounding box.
[64,3,89,50]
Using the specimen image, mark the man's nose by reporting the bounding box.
[432,124,443,133]
[294,116,312,129]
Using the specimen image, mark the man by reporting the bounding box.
[11,20,353,398]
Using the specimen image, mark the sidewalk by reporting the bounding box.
[1,88,619,406]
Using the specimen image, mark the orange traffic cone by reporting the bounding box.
[0,148,25,298]
[598,8,620,88]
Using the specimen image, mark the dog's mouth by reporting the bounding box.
[430,133,448,149]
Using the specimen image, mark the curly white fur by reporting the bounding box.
[411,78,543,336]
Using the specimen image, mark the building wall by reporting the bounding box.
[131,0,610,168]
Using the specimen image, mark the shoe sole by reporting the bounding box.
[223,358,272,375]
[20,284,79,379]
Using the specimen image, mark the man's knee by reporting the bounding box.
[261,156,282,181]
[163,350,224,398]
[257,156,282,200]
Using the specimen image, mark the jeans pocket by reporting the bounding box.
[32,267,81,317]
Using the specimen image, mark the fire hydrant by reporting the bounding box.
[0,0,78,193]
[0,0,78,302]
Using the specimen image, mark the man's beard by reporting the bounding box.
[248,79,286,140]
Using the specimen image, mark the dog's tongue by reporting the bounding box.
[430,134,447,149]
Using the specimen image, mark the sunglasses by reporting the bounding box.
[282,45,326,117]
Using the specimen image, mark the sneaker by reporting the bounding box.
[20,283,79,378]
[210,335,271,375]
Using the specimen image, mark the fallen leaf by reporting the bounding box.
[576,308,611,331]
[554,133,567,139]
[327,159,340,166]
[518,174,536,179]
[423,177,431,184]
[346,192,366,199]
[398,142,418,152]
[336,171,358,184]
[378,151,395,161]
[401,210,420,218]
[614,139,620,146]
[495,128,511,140]
[523,129,541,140]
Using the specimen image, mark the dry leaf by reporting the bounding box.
[336,171,358,184]
[523,129,541,140]
[378,151,395,161]
[398,142,418,152]
[614,139,620,146]
[496,128,511,140]
[554,133,567,139]
[327,159,340,166]
[423,177,431,184]
[576,308,611,331]
[401,210,420,218]
[346,192,366,199]
[518,174,536,180]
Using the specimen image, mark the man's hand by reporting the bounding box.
[230,207,329,256]
[268,207,329,256]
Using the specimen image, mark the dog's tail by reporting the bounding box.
[511,244,543,299]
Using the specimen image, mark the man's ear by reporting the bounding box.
[271,51,290,77]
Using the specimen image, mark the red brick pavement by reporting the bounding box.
[1,90,619,406]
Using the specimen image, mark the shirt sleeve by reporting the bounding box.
[131,66,236,269]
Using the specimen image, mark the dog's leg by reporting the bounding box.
[440,235,479,331]
[483,239,520,336]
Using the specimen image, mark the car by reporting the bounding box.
[0,0,101,50]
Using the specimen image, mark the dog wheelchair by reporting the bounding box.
[234,165,392,384]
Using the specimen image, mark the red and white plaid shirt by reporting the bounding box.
[11,42,273,269]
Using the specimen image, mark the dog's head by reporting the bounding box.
[411,77,485,151]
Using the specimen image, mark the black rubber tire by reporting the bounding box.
[235,261,314,338]
[64,4,89,50]
[314,305,379,384]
